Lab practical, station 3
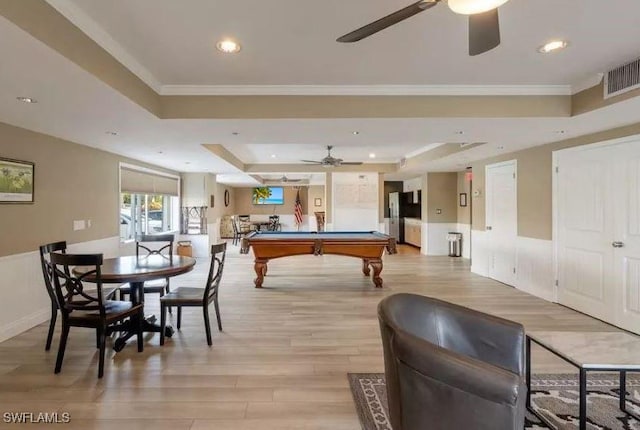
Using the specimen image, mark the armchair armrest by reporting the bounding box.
[393,328,525,406]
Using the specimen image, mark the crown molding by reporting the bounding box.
[44,0,163,93]
[160,84,572,96]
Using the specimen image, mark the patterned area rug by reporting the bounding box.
[348,373,640,429]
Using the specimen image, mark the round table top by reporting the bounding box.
[74,255,196,284]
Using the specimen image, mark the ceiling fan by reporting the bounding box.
[265,174,304,183]
[301,146,364,167]
[337,0,509,56]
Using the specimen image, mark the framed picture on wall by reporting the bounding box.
[0,157,34,204]
[459,192,467,207]
[314,198,322,207]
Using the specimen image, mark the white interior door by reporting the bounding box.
[485,161,517,286]
[612,143,640,332]
[556,147,614,322]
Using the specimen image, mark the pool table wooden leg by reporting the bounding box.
[362,259,371,276]
[254,259,268,288]
[370,259,383,288]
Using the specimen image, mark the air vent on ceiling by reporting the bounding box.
[604,57,640,99]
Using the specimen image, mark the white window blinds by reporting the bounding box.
[120,166,179,196]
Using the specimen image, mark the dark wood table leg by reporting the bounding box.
[620,370,627,412]
[113,281,174,351]
[526,336,532,408]
[254,259,267,288]
[579,369,587,430]
[362,259,371,276]
[369,259,383,288]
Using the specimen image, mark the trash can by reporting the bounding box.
[447,232,462,257]
[177,240,193,257]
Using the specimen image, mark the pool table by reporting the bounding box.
[240,231,397,288]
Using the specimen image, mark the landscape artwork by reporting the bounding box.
[0,157,34,203]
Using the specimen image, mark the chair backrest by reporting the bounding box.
[268,215,280,231]
[238,215,250,222]
[203,243,227,301]
[49,252,106,318]
[231,216,239,234]
[136,234,174,258]
[39,241,68,308]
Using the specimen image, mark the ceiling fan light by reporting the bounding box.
[448,0,509,15]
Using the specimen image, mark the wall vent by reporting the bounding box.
[604,57,640,98]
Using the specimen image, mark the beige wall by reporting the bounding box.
[211,182,236,221]
[426,172,458,223]
[457,171,471,225]
[234,186,308,215]
[471,121,640,240]
[0,122,176,257]
[307,185,325,214]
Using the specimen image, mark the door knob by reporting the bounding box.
[612,241,625,248]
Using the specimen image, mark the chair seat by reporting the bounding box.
[84,286,118,299]
[120,278,168,294]
[68,300,142,324]
[160,287,207,305]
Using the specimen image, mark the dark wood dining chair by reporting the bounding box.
[231,215,242,246]
[120,234,174,308]
[39,241,117,351]
[160,243,226,346]
[238,215,253,233]
[48,252,144,378]
[268,215,281,231]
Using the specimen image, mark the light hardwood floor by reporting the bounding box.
[0,243,620,429]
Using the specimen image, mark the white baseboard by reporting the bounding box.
[516,236,555,302]
[456,223,472,259]
[0,235,120,343]
[471,231,554,302]
[471,229,490,277]
[423,223,458,256]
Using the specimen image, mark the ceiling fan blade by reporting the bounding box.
[468,8,500,56]
[301,160,323,164]
[340,162,364,165]
[337,0,438,43]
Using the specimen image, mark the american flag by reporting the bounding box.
[294,189,303,229]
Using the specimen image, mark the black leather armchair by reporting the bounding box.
[378,293,527,430]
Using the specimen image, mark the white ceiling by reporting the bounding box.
[58,0,640,87]
[2,5,640,185]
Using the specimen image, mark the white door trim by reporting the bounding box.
[485,159,518,285]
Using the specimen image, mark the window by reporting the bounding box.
[120,194,179,241]
[119,164,180,241]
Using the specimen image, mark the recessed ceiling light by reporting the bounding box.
[555,130,566,134]
[185,162,191,165]
[231,131,239,136]
[352,131,360,135]
[497,145,504,150]
[216,39,241,54]
[538,40,568,54]
[369,153,376,158]
[157,151,164,154]
[454,131,465,135]
[271,154,276,158]
[16,96,37,103]
[105,131,118,136]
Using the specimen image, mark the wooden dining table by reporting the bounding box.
[75,254,196,351]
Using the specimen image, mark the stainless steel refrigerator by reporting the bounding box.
[388,192,400,242]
